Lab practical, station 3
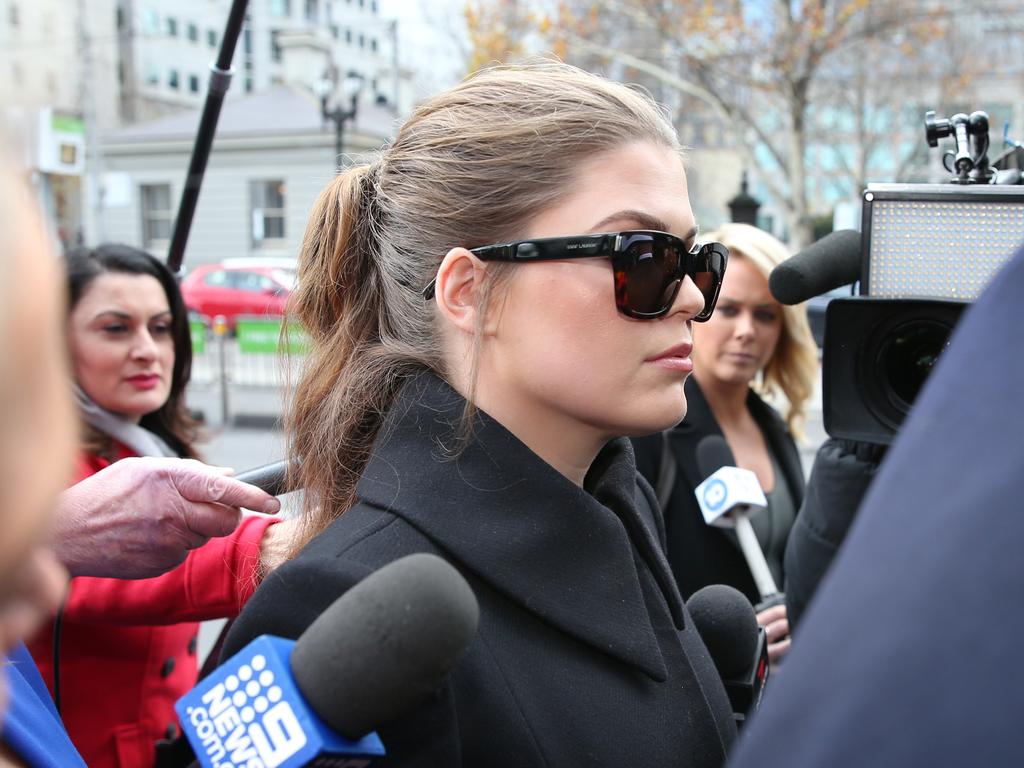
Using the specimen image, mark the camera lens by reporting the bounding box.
[879,320,953,411]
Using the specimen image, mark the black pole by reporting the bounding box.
[166,0,249,275]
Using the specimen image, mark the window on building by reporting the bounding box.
[304,0,318,23]
[358,33,365,48]
[250,180,286,246]
[144,62,159,85]
[8,4,19,27]
[370,37,377,52]
[187,22,198,42]
[345,28,352,44]
[245,76,253,93]
[207,28,217,47]
[270,29,281,62]
[168,69,180,89]
[243,26,252,53]
[142,9,158,34]
[358,0,364,7]
[116,7,124,29]
[371,0,378,12]
[270,0,291,17]
[141,184,173,249]
[189,74,200,92]
[166,16,178,37]
[330,24,339,39]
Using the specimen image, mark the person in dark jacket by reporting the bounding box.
[633,223,818,668]
[220,62,739,766]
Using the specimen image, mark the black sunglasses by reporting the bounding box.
[422,230,728,321]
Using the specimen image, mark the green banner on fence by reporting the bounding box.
[189,319,206,354]
[236,317,310,355]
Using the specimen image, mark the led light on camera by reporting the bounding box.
[868,199,1024,300]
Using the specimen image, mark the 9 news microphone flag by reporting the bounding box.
[176,553,480,768]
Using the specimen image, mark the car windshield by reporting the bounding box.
[272,269,296,291]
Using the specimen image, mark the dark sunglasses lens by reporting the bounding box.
[615,238,682,316]
[691,243,727,321]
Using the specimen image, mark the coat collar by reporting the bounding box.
[356,372,680,681]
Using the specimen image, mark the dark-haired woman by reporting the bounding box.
[26,245,288,768]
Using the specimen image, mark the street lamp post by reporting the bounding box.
[315,71,365,172]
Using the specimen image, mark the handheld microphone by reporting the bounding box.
[768,229,862,305]
[694,436,779,600]
[176,553,480,767]
[235,460,290,497]
[687,584,769,722]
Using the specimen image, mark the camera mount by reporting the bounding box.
[925,110,994,184]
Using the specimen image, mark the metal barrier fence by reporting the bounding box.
[189,315,308,424]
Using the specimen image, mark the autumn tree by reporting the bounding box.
[463,0,1014,246]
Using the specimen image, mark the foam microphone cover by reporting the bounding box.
[687,584,759,679]
[768,229,862,305]
[696,435,737,479]
[290,553,480,740]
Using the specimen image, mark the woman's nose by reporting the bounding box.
[734,311,756,339]
[669,276,707,320]
[131,329,158,360]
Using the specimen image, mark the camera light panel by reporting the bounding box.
[868,199,1024,300]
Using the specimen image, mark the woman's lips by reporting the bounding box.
[726,352,758,365]
[648,343,694,372]
[125,374,160,390]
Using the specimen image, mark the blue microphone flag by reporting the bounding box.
[176,635,385,768]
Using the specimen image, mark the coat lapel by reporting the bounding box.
[357,374,671,681]
[672,378,804,555]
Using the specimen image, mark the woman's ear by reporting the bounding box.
[433,247,488,335]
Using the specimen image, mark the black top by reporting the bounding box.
[222,372,736,767]
[632,377,806,604]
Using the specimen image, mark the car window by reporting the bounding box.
[232,271,274,292]
[203,270,230,287]
[271,269,296,291]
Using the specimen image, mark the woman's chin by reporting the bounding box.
[625,402,688,438]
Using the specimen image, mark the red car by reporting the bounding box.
[181,258,295,329]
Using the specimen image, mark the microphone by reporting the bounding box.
[694,436,779,600]
[176,553,480,767]
[768,229,862,305]
[687,584,769,721]
[235,460,290,496]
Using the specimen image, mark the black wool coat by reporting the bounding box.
[632,377,805,604]
[222,373,737,767]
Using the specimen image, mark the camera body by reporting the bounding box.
[822,116,1024,445]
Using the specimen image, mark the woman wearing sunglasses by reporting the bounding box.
[221,62,735,766]
[633,223,819,669]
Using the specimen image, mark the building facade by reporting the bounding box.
[1,0,407,246]
[98,80,394,268]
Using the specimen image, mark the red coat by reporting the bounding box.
[27,448,278,768]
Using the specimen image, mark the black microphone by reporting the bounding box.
[687,584,768,723]
[768,229,862,305]
[235,460,290,496]
[176,553,480,766]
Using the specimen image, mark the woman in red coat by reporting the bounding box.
[27,244,285,768]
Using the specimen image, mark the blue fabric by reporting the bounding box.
[729,244,1024,766]
[2,643,86,767]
